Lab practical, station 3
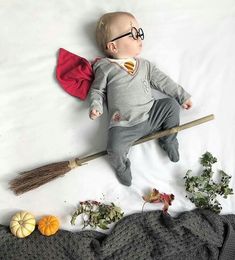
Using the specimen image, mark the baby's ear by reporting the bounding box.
[106,42,118,55]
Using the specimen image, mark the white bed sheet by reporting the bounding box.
[1,0,235,232]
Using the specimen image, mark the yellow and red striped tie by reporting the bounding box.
[124,61,135,74]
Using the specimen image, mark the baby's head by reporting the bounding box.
[96,12,144,59]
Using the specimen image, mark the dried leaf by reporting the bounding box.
[71,200,124,230]
[142,188,175,213]
[143,188,161,203]
[184,152,233,213]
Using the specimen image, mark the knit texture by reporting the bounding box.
[1,209,235,260]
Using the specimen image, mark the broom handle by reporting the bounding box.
[75,114,214,165]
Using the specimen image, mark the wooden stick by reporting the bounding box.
[75,114,215,165]
[9,114,214,195]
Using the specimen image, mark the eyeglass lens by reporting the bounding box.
[131,27,144,40]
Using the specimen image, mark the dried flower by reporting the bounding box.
[71,200,124,230]
[142,188,175,213]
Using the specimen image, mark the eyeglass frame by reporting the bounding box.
[108,27,144,42]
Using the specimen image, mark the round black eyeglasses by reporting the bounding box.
[109,27,144,42]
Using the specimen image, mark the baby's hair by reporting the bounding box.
[96,11,135,54]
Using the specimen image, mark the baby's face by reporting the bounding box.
[108,15,143,59]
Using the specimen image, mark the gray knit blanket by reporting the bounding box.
[1,209,235,260]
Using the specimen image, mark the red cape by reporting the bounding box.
[56,48,94,100]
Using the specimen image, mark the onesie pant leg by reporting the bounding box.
[145,98,180,162]
[107,122,146,186]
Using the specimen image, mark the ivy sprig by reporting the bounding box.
[71,200,124,230]
[184,152,233,213]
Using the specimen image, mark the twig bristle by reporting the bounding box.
[9,161,70,195]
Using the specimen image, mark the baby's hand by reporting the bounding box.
[89,109,101,120]
[182,99,192,110]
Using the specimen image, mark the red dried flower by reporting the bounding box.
[142,188,175,213]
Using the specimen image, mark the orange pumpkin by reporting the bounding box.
[38,215,60,236]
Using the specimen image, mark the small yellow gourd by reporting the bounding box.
[38,215,60,236]
[10,211,36,238]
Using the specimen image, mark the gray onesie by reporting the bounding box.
[89,57,191,186]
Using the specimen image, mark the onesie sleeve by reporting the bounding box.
[89,62,107,115]
[149,62,191,105]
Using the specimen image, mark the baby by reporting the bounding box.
[89,12,192,186]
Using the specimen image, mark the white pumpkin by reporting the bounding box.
[10,211,36,238]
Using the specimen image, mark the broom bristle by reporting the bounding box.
[9,161,71,195]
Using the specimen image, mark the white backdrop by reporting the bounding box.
[1,0,235,231]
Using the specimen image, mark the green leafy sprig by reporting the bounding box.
[184,152,233,213]
[71,200,124,230]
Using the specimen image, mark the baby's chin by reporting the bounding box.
[129,48,142,58]
[135,49,142,57]
[114,49,142,58]
[136,45,143,55]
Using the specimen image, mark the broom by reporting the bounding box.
[9,114,214,195]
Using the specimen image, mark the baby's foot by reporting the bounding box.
[116,159,132,186]
[160,142,179,162]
